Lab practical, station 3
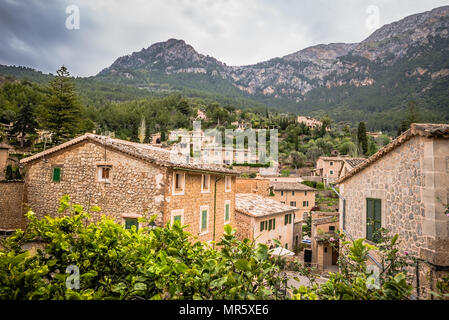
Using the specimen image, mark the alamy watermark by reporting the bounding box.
[168,121,278,170]
[365,5,380,31]
[65,5,80,30]
[66,264,80,290]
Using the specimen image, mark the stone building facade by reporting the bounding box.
[311,212,339,272]
[235,193,297,250]
[0,143,10,180]
[0,181,26,233]
[314,156,347,184]
[337,124,449,296]
[17,134,238,243]
[235,178,270,196]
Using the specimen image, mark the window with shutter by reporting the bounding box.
[224,201,230,223]
[268,219,272,230]
[272,218,275,230]
[125,218,139,230]
[284,215,288,225]
[200,206,209,233]
[52,167,61,182]
[260,221,264,232]
[366,198,381,241]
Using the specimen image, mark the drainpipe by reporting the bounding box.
[213,175,223,249]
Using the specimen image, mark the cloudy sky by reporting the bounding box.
[1,0,449,77]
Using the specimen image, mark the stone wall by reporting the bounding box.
[339,135,449,294]
[235,178,270,196]
[0,181,25,230]
[235,211,253,241]
[164,169,236,243]
[25,140,167,226]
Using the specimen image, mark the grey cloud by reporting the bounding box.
[0,0,448,76]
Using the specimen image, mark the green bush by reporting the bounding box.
[0,196,288,300]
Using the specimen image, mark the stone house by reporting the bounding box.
[336,123,449,297]
[296,116,323,130]
[235,178,270,196]
[269,181,316,250]
[310,212,339,272]
[16,133,238,243]
[314,156,363,184]
[235,193,297,250]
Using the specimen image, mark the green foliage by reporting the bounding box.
[281,169,290,177]
[292,231,413,300]
[357,122,368,155]
[0,196,288,300]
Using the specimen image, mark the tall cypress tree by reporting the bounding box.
[45,66,82,143]
[357,121,368,155]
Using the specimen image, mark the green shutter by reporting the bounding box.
[125,218,139,231]
[366,199,375,241]
[272,218,275,230]
[268,219,272,230]
[201,210,207,231]
[260,221,264,232]
[174,215,182,223]
[289,214,292,224]
[374,199,382,235]
[284,215,288,225]
[52,167,61,182]
[225,203,230,221]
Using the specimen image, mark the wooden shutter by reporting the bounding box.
[52,167,61,182]
[374,199,382,234]
[125,218,138,230]
[272,218,276,230]
[285,215,288,225]
[201,210,207,231]
[268,219,272,230]
[289,214,292,224]
[225,203,230,221]
[366,198,380,241]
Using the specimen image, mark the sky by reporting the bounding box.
[1,0,449,77]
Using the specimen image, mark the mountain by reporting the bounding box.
[96,6,449,128]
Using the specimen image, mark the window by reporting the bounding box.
[224,200,231,223]
[330,170,334,175]
[201,174,210,193]
[281,191,284,196]
[366,198,382,242]
[98,166,111,182]
[292,191,295,196]
[225,176,232,192]
[52,167,61,182]
[199,205,209,233]
[281,201,285,204]
[303,201,309,207]
[330,161,334,166]
[171,209,184,226]
[268,219,272,230]
[173,172,185,195]
[329,226,335,231]
[125,218,139,231]
[305,191,308,196]
[284,214,293,225]
[290,201,296,207]
[285,243,288,249]
[260,221,264,232]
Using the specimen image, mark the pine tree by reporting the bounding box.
[45,66,82,143]
[12,96,38,147]
[357,122,368,155]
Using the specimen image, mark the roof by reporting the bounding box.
[343,158,367,168]
[270,181,316,192]
[20,133,238,175]
[337,123,449,184]
[235,193,297,218]
[0,142,11,149]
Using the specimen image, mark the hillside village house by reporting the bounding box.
[310,212,339,272]
[0,133,239,243]
[313,156,366,184]
[270,181,317,250]
[235,193,297,250]
[336,123,449,296]
[0,143,10,180]
[296,116,323,130]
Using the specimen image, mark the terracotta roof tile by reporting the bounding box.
[20,133,238,175]
[270,181,316,191]
[236,193,298,217]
